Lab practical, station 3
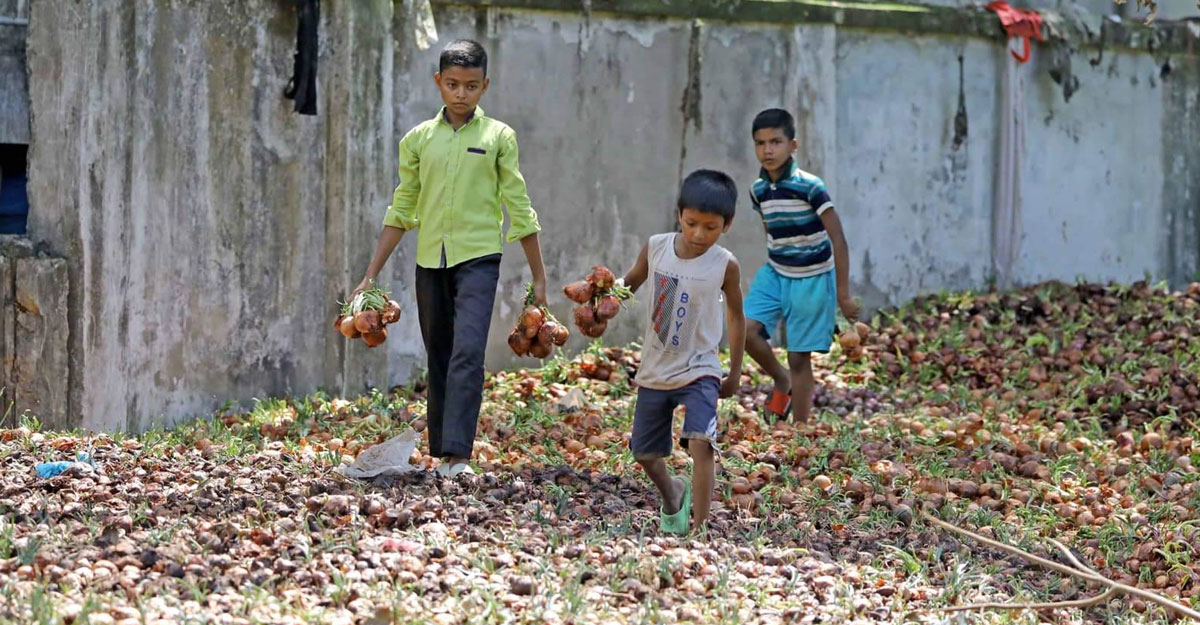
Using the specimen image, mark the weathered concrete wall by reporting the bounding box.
[21,0,1200,430]
[0,256,11,416]
[921,0,1196,20]
[13,257,67,423]
[0,9,29,144]
[26,1,406,430]
[1017,48,1168,283]
[834,33,999,304]
[0,0,29,19]
[1164,55,1200,287]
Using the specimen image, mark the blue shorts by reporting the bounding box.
[630,377,719,460]
[744,265,836,353]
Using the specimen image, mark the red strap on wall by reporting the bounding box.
[985,1,1046,64]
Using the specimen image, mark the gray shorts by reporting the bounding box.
[630,377,720,460]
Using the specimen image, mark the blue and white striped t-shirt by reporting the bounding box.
[750,159,834,279]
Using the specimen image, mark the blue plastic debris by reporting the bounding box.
[35,452,94,478]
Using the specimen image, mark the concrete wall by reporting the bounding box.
[26,1,405,431]
[924,0,1197,20]
[0,0,29,144]
[19,0,1200,430]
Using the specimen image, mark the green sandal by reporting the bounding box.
[660,478,692,535]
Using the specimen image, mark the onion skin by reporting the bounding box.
[340,316,362,338]
[551,324,570,346]
[528,339,552,359]
[382,300,402,324]
[563,281,594,304]
[362,328,387,347]
[508,329,532,356]
[574,305,596,328]
[355,310,383,335]
[538,321,561,347]
[594,296,621,321]
[580,319,608,338]
[588,266,616,289]
[519,306,545,339]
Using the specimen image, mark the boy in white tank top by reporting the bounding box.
[618,170,746,534]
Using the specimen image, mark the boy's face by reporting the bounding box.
[753,127,797,173]
[434,66,489,116]
[677,208,731,256]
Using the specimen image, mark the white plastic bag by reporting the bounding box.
[336,430,420,479]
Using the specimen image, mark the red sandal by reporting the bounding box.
[765,389,791,417]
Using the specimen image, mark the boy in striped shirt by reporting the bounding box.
[744,109,859,422]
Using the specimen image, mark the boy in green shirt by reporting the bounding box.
[355,40,547,477]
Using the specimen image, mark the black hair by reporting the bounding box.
[439,39,488,76]
[751,108,795,140]
[677,169,737,223]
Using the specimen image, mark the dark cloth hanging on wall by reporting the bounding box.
[284,0,319,115]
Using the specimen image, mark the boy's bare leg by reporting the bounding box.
[788,351,815,423]
[687,439,714,531]
[745,321,790,394]
[637,457,685,514]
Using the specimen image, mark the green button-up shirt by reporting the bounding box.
[383,107,540,269]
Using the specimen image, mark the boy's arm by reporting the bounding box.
[383,131,421,232]
[355,227,406,296]
[519,234,548,306]
[720,257,745,399]
[818,207,860,320]
[356,133,421,296]
[749,189,767,238]
[497,128,546,304]
[621,243,650,294]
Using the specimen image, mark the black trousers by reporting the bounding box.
[415,254,501,459]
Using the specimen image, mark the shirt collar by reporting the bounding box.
[759,157,796,183]
[436,105,484,127]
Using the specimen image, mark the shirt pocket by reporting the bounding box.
[458,136,498,185]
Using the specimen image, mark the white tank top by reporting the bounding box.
[635,233,732,390]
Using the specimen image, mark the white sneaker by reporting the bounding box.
[435,462,474,477]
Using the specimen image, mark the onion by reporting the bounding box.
[587,266,616,289]
[563,281,594,304]
[838,327,861,349]
[508,329,531,356]
[382,300,402,324]
[594,296,621,321]
[538,321,560,346]
[519,306,545,339]
[580,319,607,338]
[528,338,552,359]
[573,305,596,328]
[550,324,570,346]
[362,328,387,348]
[355,310,383,335]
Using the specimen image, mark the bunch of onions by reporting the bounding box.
[563,265,632,338]
[837,321,871,361]
[333,284,402,348]
[508,283,569,359]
